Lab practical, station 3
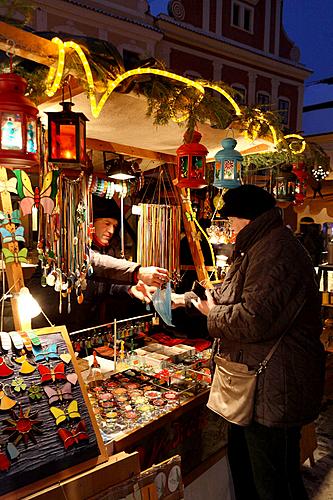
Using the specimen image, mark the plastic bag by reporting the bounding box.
[152,282,175,327]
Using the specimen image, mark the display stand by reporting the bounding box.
[2,326,108,500]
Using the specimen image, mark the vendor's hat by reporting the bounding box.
[92,195,120,221]
[219,184,276,220]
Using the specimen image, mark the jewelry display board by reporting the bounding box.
[0,326,107,499]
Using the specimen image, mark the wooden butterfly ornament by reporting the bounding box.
[58,420,89,450]
[13,170,59,216]
[0,177,17,195]
[2,247,28,264]
[50,400,80,426]
[0,209,21,226]
[0,225,25,244]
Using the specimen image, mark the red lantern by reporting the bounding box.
[0,73,39,168]
[175,131,208,189]
[292,162,308,205]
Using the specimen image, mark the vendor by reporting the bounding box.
[28,195,169,331]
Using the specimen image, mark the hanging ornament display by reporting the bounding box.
[292,162,308,205]
[38,170,91,313]
[137,204,181,272]
[175,131,208,189]
[214,138,243,189]
[0,72,39,168]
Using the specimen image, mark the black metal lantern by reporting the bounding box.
[46,100,88,168]
[274,164,297,202]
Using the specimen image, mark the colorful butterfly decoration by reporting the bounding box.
[0,177,17,195]
[32,343,59,363]
[38,362,66,383]
[50,400,80,426]
[13,170,59,216]
[0,225,25,244]
[0,209,21,225]
[43,382,73,405]
[58,420,89,450]
[2,248,28,264]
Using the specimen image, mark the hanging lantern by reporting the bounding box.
[0,73,39,168]
[175,130,208,189]
[46,100,88,168]
[274,164,296,202]
[214,138,242,189]
[292,161,308,205]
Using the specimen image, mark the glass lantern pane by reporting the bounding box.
[80,121,85,163]
[215,160,222,180]
[1,113,22,150]
[191,155,203,177]
[26,118,37,153]
[180,156,188,178]
[224,160,235,179]
[51,122,76,159]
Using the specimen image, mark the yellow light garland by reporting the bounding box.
[280,133,306,155]
[45,37,309,156]
[203,83,242,116]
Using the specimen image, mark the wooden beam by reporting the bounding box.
[0,21,58,66]
[86,137,176,163]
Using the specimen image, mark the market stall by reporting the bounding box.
[0,20,322,499]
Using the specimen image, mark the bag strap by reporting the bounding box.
[256,298,306,374]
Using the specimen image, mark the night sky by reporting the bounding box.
[148,0,333,134]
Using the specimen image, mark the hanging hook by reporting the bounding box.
[61,77,72,103]
[5,39,16,73]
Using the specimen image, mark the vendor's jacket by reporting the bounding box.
[187,207,325,427]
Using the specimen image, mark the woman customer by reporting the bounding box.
[172,184,325,500]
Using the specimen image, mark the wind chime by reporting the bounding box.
[38,171,90,314]
[137,168,181,274]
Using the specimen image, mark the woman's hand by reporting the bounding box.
[191,289,216,316]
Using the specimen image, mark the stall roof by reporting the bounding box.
[39,90,275,171]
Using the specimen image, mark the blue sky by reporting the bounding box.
[148,0,333,134]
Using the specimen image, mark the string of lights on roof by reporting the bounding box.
[45,37,308,157]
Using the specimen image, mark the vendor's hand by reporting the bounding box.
[171,293,185,309]
[129,281,156,303]
[191,289,216,316]
[137,266,169,287]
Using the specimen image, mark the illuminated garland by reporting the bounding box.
[45,37,308,157]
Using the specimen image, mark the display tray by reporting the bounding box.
[0,326,107,499]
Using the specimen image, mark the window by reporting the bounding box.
[231,1,254,33]
[231,84,247,105]
[256,92,270,111]
[278,98,290,126]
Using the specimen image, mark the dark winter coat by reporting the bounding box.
[187,207,325,427]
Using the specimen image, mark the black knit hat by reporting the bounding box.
[219,184,276,220]
[92,195,120,221]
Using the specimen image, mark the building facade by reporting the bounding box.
[29,0,310,134]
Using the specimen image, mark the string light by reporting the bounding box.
[45,37,310,156]
[312,166,330,180]
[281,134,306,155]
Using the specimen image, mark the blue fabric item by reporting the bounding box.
[152,282,174,327]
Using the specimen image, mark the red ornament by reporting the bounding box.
[175,131,208,189]
[292,162,308,205]
[0,73,39,168]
